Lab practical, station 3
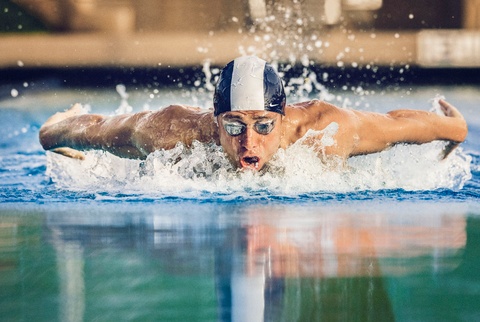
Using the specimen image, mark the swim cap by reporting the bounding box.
[213,56,286,116]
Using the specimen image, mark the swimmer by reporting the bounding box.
[39,56,468,171]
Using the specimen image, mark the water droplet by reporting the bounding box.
[11,89,18,97]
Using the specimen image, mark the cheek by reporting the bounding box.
[219,133,240,156]
[264,138,281,158]
[268,131,281,151]
[264,131,282,154]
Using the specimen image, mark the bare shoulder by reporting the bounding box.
[281,100,356,149]
[147,104,213,123]
[133,104,217,152]
[284,100,353,129]
[158,104,207,115]
[286,99,331,111]
[286,99,348,116]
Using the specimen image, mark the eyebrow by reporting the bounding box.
[222,115,243,121]
[251,115,274,121]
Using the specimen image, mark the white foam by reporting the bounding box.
[44,82,473,198]
[46,127,472,198]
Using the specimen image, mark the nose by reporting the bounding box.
[240,127,259,150]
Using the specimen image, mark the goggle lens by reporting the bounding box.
[223,122,245,136]
[223,119,276,136]
[254,120,275,135]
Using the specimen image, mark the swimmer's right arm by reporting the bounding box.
[39,104,150,159]
[39,104,218,160]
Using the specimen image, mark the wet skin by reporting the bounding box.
[217,111,283,171]
[39,100,468,172]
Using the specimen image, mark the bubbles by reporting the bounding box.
[11,89,19,98]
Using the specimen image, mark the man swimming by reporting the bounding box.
[39,56,468,171]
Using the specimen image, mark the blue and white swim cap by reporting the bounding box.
[213,56,286,116]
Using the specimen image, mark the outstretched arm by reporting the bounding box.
[350,100,468,158]
[39,104,218,160]
[39,104,149,159]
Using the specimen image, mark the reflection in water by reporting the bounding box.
[0,204,472,321]
[51,228,85,322]
[216,207,466,322]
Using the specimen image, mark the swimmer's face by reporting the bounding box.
[217,111,282,171]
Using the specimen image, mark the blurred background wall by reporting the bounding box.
[0,0,479,69]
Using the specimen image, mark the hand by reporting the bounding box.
[41,104,88,160]
[51,147,85,160]
[438,99,464,119]
[438,100,467,159]
[42,103,87,128]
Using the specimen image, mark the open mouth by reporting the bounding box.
[241,156,260,170]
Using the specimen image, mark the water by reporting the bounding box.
[1,84,479,321]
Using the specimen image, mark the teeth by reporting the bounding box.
[255,162,259,168]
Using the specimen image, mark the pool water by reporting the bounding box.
[1,84,479,321]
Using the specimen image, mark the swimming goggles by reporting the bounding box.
[222,119,276,136]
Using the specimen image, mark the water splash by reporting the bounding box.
[46,127,472,198]
[44,69,472,199]
[114,84,133,115]
[429,95,446,115]
[44,85,473,197]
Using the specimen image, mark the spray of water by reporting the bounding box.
[46,97,472,198]
[45,7,472,198]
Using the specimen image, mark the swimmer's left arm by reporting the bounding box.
[350,100,468,158]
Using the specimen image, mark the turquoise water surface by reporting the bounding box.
[0,84,479,321]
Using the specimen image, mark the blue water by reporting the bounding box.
[0,84,479,321]
[1,85,479,204]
